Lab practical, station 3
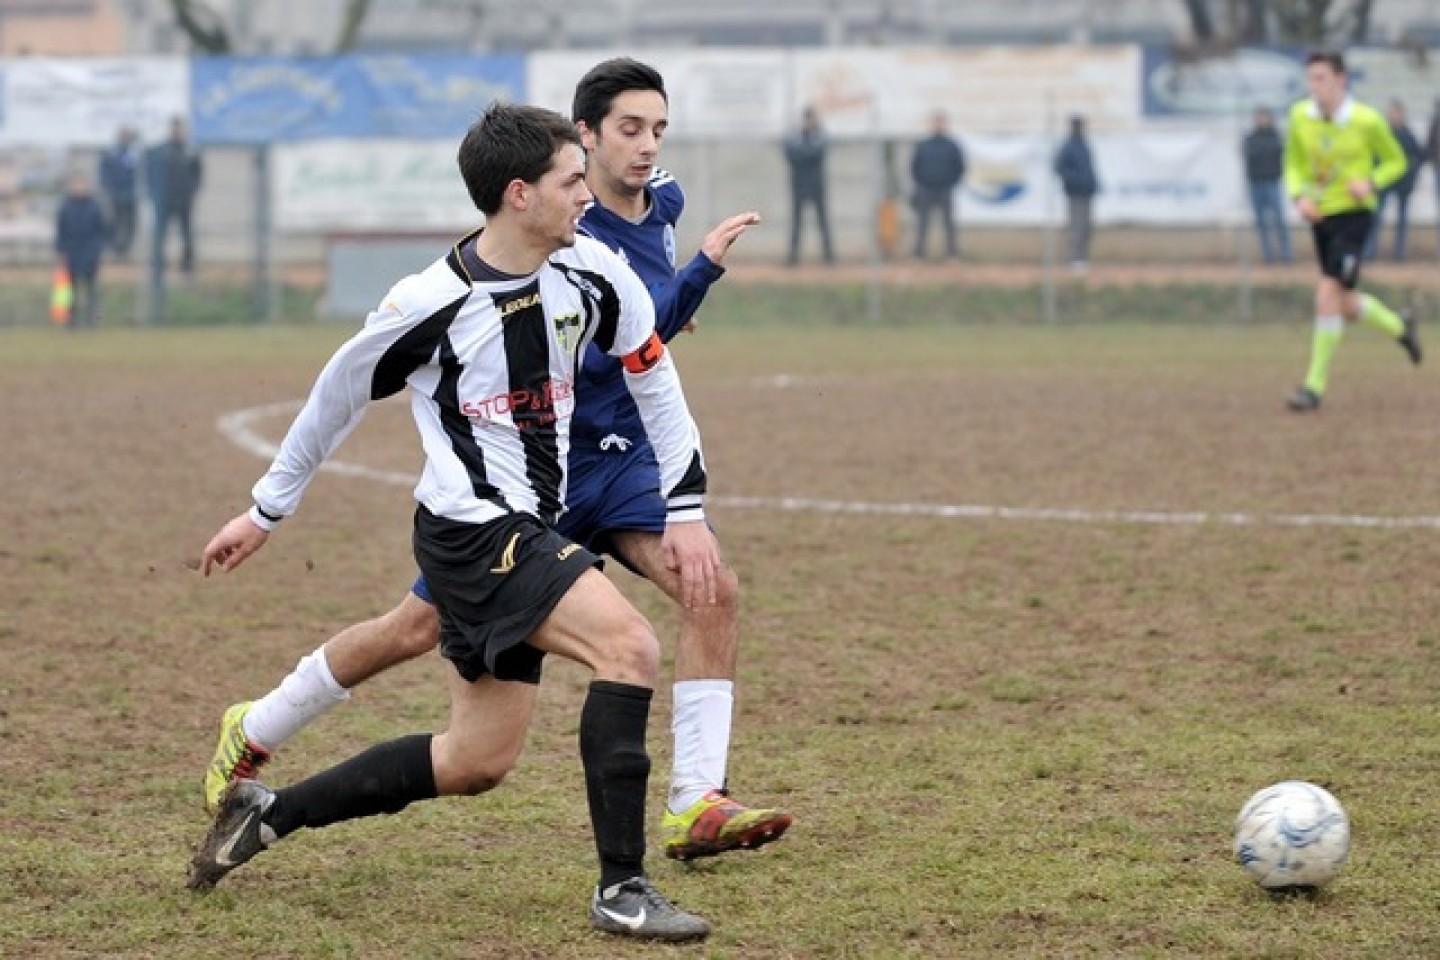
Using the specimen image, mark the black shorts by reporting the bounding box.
[413,507,599,684]
[1311,210,1373,290]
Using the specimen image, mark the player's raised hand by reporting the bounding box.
[662,520,722,610]
[700,211,761,266]
[200,512,271,576]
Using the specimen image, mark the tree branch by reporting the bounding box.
[166,0,231,54]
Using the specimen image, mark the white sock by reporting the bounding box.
[242,648,351,750]
[668,679,734,813]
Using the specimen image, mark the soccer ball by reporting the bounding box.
[1234,780,1350,889]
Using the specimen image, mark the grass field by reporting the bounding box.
[3,284,1439,958]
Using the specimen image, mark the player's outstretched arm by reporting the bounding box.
[201,511,270,576]
[662,211,761,337]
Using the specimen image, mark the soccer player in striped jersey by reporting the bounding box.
[189,103,716,942]
[203,61,789,861]
[1284,50,1420,413]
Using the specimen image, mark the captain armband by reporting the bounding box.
[621,331,665,374]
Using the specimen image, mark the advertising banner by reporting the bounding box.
[273,140,474,232]
[528,50,790,139]
[1141,46,1305,117]
[192,54,526,143]
[790,47,1141,138]
[532,47,1137,140]
[1141,45,1440,120]
[957,131,1245,225]
[0,58,188,146]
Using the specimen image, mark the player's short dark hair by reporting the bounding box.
[1306,50,1346,74]
[457,102,582,216]
[571,58,667,132]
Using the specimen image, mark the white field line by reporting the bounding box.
[218,401,1440,531]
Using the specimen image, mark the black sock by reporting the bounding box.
[264,733,437,839]
[579,680,653,890]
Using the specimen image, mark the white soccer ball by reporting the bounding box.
[1234,780,1350,889]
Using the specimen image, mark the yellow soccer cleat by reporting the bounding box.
[203,702,271,815]
[662,789,793,861]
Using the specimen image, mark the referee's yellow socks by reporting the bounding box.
[1304,315,1344,396]
[1360,293,1404,338]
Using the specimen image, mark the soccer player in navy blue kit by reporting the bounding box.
[202,60,790,866]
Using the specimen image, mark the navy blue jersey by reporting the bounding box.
[572,168,724,452]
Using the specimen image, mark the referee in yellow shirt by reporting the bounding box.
[1284,50,1419,413]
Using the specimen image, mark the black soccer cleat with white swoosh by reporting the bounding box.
[187,779,276,891]
[589,876,711,942]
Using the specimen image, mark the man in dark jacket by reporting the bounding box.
[1426,98,1440,253]
[783,106,834,266]
[98,125,139,260]
[1054,115,1099,273]
[1366,99,1423,262]
[55,172,109,329]
[1242,108,1291,264]
[910,110,966,260]
[146,116,203,276]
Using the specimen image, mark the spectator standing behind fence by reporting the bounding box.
[1366,99,1423,263]
[1426,98,1440,251]
[1054,115,1099,275]
[55,171,108,329]
[145,117,203,277]
[1242,108,1292,264]
[910,110,966,260]
[98,125,139,260]
[783,106,834,266]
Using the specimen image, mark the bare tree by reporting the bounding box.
[167,0,376,54]
[1270,0,1335,43]
[1177,0,1379,47]
[333,0,374,52]
[1235,0,1270,43]
[167,0,230,53]
[1180,0,1217,43]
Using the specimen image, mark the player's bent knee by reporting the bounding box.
[594,615,662,686]
[714,564,741,613]
[375,593,440,660]
[394,602,441,658]
[448,767,509,796]
[432,743,516,796]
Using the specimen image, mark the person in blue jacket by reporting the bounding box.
[202,59,793,866]
[55,171,109,329]
[1054,114,1100,273]
[98,126,139,260]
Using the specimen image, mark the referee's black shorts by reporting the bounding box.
[1311,210,1373,290]
[414,506,599,684]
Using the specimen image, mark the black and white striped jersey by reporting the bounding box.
[250,231,707,529]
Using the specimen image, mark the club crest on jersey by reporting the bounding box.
[663,224,677,269]
[552,311,582,356]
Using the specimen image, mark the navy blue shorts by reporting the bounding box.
[556,447,667,568]
[411,446,665,601]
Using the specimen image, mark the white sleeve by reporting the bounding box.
[249,296,429,523]
[605,253,708,524]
